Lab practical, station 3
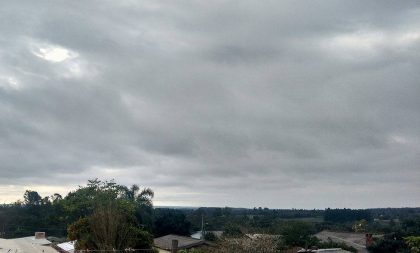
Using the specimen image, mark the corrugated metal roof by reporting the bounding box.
[56,241,76,253]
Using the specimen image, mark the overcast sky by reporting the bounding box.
[0,1,419,208]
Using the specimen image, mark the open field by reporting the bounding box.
[315,231,368,253]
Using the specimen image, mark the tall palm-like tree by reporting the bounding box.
[123,184,139,200]
[122,184,154,207]
[136,187,154,207]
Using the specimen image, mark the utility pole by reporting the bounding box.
[201,214,204,239]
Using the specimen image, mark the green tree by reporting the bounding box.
[352,219,367,232]
[280,221,315,247]
[66,179,154,251]
[405,236,420,253]
[204,231,217,241]
[51,193,63,204]
[154,209,191,237]
[223,223,243,238]
[69,202,153,250]
[23,190,42,205]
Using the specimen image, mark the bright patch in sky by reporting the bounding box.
[0,75,20,90]
[33,45,76,62]
[324,29,420,60]
[29,42,91,79]
[388,134,410,145]
[0,185,70,203]
[332,31,385,51]
[396,31,420,45]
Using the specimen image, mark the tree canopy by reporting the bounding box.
[65,179,154,251]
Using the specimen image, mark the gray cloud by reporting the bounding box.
[0,0,419,208]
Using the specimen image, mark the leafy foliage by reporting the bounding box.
[367,216,420,253]
[66,179,154,251]
[368,234,410,253]
[23,190,42,205]
[203,231,218,241]
[153,208,191,237]
[200,237,280,253]
[280,220,316,247]
[0,179,155,251]
[222,223,243,237]
[405,236,420,253]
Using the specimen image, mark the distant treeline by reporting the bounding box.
[369,207,420,220]
[1,181,420,253]
[166,206,420,235]
[1,185,419,239]
[324,208,373,223]
[175,206,420,229]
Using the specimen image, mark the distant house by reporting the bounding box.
[154,234,209,252]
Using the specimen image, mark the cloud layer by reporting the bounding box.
[1,1,419,208]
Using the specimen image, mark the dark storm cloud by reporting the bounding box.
[0,0,419,207]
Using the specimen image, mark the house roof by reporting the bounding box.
[56,241,76,252]
[0,237,56,253]
[154,234,206,250]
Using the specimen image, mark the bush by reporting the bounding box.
[200,237,279,253]
[204,232,218,241]
[223,224,243,238]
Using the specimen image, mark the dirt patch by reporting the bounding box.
[315,230,368,253]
